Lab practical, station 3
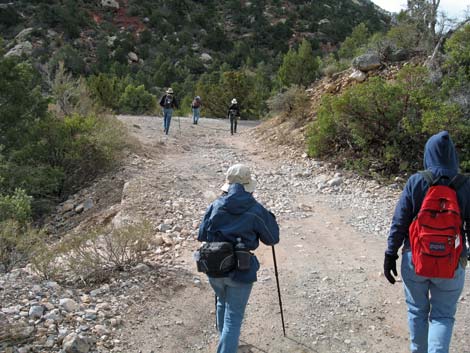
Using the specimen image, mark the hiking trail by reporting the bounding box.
[111,115,470,353]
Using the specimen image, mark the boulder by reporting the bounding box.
[325,83,336,93]
[349,69,367,82]
[128,52,138,62]
[200,53,212,62]
[101,0,119,9]
[5,41,33,58]
[15,28,34,42]
[352,53,381,72]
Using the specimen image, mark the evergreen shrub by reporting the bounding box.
[307,66,470,175]
[118,84,156,114]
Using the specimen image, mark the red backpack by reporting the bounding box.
[409,171,466,278]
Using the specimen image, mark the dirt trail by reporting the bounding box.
[114,115,469,353]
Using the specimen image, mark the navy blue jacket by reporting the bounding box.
[386,131,470,257]
[198,183,280,283]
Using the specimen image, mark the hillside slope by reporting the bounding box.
[1,0,390,80]
[252,55,426,154]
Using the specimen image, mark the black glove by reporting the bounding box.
[384,253,399,284]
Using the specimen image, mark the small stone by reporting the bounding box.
[60,298,78,312]
[133,263,150,272]
[62,333,90,353]
[29,305,44,319]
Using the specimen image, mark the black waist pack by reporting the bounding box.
[195,242,235,277]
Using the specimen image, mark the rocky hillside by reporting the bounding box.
[254,52,425,150]
[1,0,390,77]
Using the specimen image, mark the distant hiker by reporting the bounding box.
[384,131,470,353]
[227,98,240,135]
[191,96,202,125]
[197,164,279,353]
[159,87,178,135]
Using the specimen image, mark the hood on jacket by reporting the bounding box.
[219,183,255,215]
[423,130,459,177]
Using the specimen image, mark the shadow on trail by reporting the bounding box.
[239,341,269,353]
[239,336,319,353]
[285,336,320,353]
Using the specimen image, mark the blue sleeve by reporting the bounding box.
[254,206,280,246]
[386,174,425,256]
[198,204,213,242]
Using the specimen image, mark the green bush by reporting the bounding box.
[307,65,470,175]
[338,23,370,59]
[277,39,321,88]
[320,54,350,77]
[49,45,86,75]
[0,58,49,152]
[0,189,32,224]
[37,114,129,196]
[32,222,154,283]
[118,84,157,114]
[0,220,39,272]
[195,69,264,119]
[267,85,310,124]
[0,6,21,30]
[88,73,129,111]
[51,61,98,117]
[442,24,470,117]
[0,57,129,216]
[385,23,418,51]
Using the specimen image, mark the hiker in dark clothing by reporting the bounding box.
[227,98,240,135]
[198,164,280,353]
[384,131,470,353]
[159,88,178,135]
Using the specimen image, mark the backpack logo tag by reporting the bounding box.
[429,242,446,252]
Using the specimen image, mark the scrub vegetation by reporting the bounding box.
[0,0,469,272]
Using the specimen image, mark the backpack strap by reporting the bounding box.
[449,174,468,191]
[419,170,468,189]
[419,170,435,187]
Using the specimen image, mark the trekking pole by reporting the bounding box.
[215,294,218,331]
[272,245,286,336]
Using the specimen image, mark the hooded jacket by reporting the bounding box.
[198,183,280,283]
[386,131,470,257]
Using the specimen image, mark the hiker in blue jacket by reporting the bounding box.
[384,131,470,353]
[198,164,280,353]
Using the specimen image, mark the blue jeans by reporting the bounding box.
[163,108,173,134]
[401,251,465,353]
[192,107,200,124]
[208,277,253,353]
